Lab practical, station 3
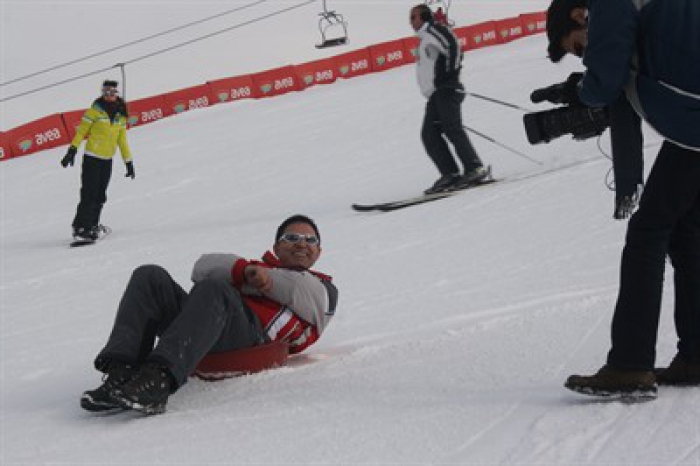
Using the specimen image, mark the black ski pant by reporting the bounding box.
[72,156,112,230]
[95,265,265,388]
[421,87,482,176]
[609,95,644,199]
[607,141,700,370]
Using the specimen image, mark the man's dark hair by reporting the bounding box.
[412,4,433,22]
[546,0,587,63]
[275,214,321,244]
[102,79,119,88]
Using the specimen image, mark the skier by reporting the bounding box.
[410,4,488,195]
[546,0,700,399]
[80,215,339,415]
[61,80,134,242]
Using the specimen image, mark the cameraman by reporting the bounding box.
[542,0,644,220]
[547,0,700,400]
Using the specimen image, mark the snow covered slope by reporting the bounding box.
[2,1,698,465]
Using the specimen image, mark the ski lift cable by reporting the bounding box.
[0,66,119,104]
[0,0,316,104]
[125,0,316,67]
[0,0,268,88]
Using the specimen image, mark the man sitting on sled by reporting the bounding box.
[80,214,338,415]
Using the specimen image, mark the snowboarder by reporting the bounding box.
[80,215,339,415]
[61,80,134,242]
[410,4,488,194]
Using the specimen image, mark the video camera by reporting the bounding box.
[523,73,610,145]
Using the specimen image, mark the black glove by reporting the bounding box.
[559,72,583,105]
[530,72,583,105]
[61,146,78,167]
[125,161,135,179]
[613,184,642,220]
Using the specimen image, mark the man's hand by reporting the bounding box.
[559,72,583,105]
[61,146,78,167]
[613,185,642,220]
[245,265,272,292]
[125,161,135,179]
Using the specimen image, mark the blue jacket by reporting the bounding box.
[579,0,700,150]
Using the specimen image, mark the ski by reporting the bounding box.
[352,191,451,212]
[353,172,497,213]
[69,225,112,248]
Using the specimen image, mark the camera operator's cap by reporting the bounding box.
[546,0,585,63]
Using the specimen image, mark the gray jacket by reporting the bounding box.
[191,253,336,334]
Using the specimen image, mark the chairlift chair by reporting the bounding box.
[316,0,348,49]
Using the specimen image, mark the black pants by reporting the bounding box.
[421,87,482,176]
[72,156,113,230]
[609,95,644,198]
[95,265,265,388]
[607,141,700,370]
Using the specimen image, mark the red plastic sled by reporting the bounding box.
[194,341,290,381]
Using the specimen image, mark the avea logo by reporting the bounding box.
[483,31,497,41]
[218,92,229,103]
[0,147,5,159]
[303,75,314,85]
[340,65,350,75]
[173,103,186,113]
[261,83,273,94]
[500,29,509,39]
[473,35,482,44]
[128,116,139,125]
[376,56,386,66]
[527,23,536,32]
[18,138,33,152]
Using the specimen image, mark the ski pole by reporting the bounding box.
[464,124,543,166]
[465,91,533,112]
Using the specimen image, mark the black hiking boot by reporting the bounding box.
[81,361,136,412]
[424,173,461,195]
[111,362,173,415]
[565,365,657,402]
[655,353,700,386]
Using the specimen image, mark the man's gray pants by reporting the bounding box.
[95,264,264,388]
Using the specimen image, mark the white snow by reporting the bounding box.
[2,1,699,465]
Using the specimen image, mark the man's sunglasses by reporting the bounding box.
[102,88,119,97]
[278,233,320,246]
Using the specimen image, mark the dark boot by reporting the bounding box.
[424,173,461,195]
[81,361,136,412]
[111,362,173,415]
[565,365,657,401]
[655,353,700,386]
[452,166,489,190]
[73,227,98,242]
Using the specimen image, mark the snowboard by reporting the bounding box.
[69,225,112,248]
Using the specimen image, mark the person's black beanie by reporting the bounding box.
[547,0,587,63]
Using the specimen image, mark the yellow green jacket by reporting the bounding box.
[70,101,132,162]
